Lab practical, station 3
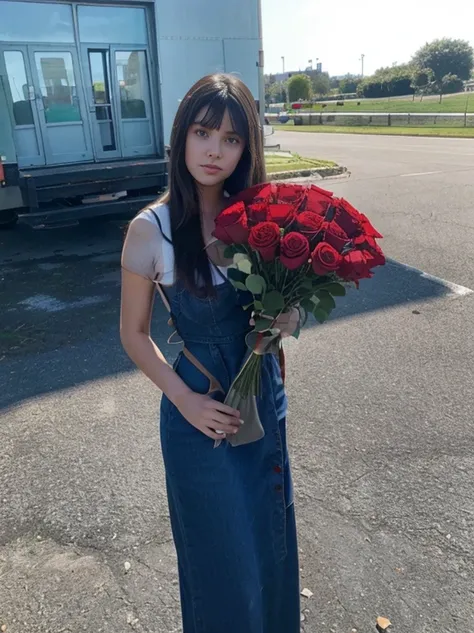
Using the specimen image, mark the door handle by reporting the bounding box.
[36,95,45,112]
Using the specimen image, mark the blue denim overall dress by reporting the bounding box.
[159,274,301,633]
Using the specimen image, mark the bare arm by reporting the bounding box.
[120,215,241,439]
[120,268,191,407]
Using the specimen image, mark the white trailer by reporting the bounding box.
[0,0,264,228]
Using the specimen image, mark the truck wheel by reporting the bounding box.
[0,209,18,230]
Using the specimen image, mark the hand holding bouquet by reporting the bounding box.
[212,182,385,447]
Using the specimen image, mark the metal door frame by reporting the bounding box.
[110,44,155,158]
[0,43,46,167]
[81,45,122,160]
[27,44,93,165]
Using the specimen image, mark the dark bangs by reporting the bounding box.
[193,91,249,144]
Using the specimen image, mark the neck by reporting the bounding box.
[197,183,225,218]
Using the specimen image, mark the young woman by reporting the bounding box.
[120,74,300,633]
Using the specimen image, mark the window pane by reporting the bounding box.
[78,6,147,45]
[89,51,110,105]
[34,52,81,123]
[116,51,149,119]
[3,51,34,126]
[0,1,74,43]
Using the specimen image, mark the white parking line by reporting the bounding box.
[388,259,473,296]
[399,171,443,178]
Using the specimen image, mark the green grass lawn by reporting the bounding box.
[290,93,474,114]
[265,153,336,173]
[277,125,474,139]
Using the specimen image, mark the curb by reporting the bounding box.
[268,165,348,180]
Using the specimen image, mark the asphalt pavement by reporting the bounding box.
[1,132,474,633]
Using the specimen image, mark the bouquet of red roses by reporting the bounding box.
[212,182,385,446]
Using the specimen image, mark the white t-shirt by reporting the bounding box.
[121,203,228,287]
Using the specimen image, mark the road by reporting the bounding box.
[1,133,474,633]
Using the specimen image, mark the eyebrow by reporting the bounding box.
[193,121,240,135]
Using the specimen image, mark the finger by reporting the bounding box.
[209,411,242,427]
[211,422,240,435]
[202,427,227,441]
[210,401,240,418]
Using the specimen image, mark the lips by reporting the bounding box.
[201,164,222,174]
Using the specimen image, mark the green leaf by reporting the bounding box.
[313,307,329,324]
[292,325,301,340]
[227,267,246,283]
[224,245,237,259]
[325,282,346,297]
[254,300,264,312]
[246,274,266,295]
[230,279,248,291]
[300,279,314,291]
[263,290,285,313]
[316,290,336,312]
[300,297,315,313]
[237,258,253,275]
[253,318,272,332]
[233,253,249,264]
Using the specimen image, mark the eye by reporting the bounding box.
[226,136,240,145]
[195,129,208,138]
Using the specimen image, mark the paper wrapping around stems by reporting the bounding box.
[214,330,281,448]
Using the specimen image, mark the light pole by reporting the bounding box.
[256,0,266,129]
[360,54,365,78]
[281,56,285,74]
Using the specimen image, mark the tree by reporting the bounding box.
[440,73,464,96]
[358,64,414,99]
[311,72,330,97]
[287,74,312,102]
[412,38,474,100]
[267,81,287,104]
[339,74,360,94]
[410,68,433,101]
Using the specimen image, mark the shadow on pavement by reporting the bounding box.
[0,226,456,410]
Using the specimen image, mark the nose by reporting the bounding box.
[207,138,222,159]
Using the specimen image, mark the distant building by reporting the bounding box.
[271,66,324,84]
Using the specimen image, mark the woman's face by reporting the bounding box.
[185,107,246,188]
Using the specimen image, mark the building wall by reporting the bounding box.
[154,0,261,141]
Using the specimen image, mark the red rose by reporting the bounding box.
[353,235,385,266]
[359,213,383,239]
[229,183,272,206]
[322,220,350,253]
[248,222,281,262]
[268,203,296,228]
[333,199,363,237]
[277,183,305,203]
[280,232,310,271]
[297,211,324,240]
[312,242,342,276]
[248,202,268,224]
[213,201,249,245]
[338,250,377,282]
[304,185,333,216]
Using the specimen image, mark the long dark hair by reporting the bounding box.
[160,73,266,296]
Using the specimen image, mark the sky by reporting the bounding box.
[261,0,474,77]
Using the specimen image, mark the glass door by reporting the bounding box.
[0,45,45,167]
[84,48,120,159]
[28,47,93,165]
[111,47,155,158]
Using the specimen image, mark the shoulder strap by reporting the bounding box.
[150,207,173,245]
[209,259,228,283]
